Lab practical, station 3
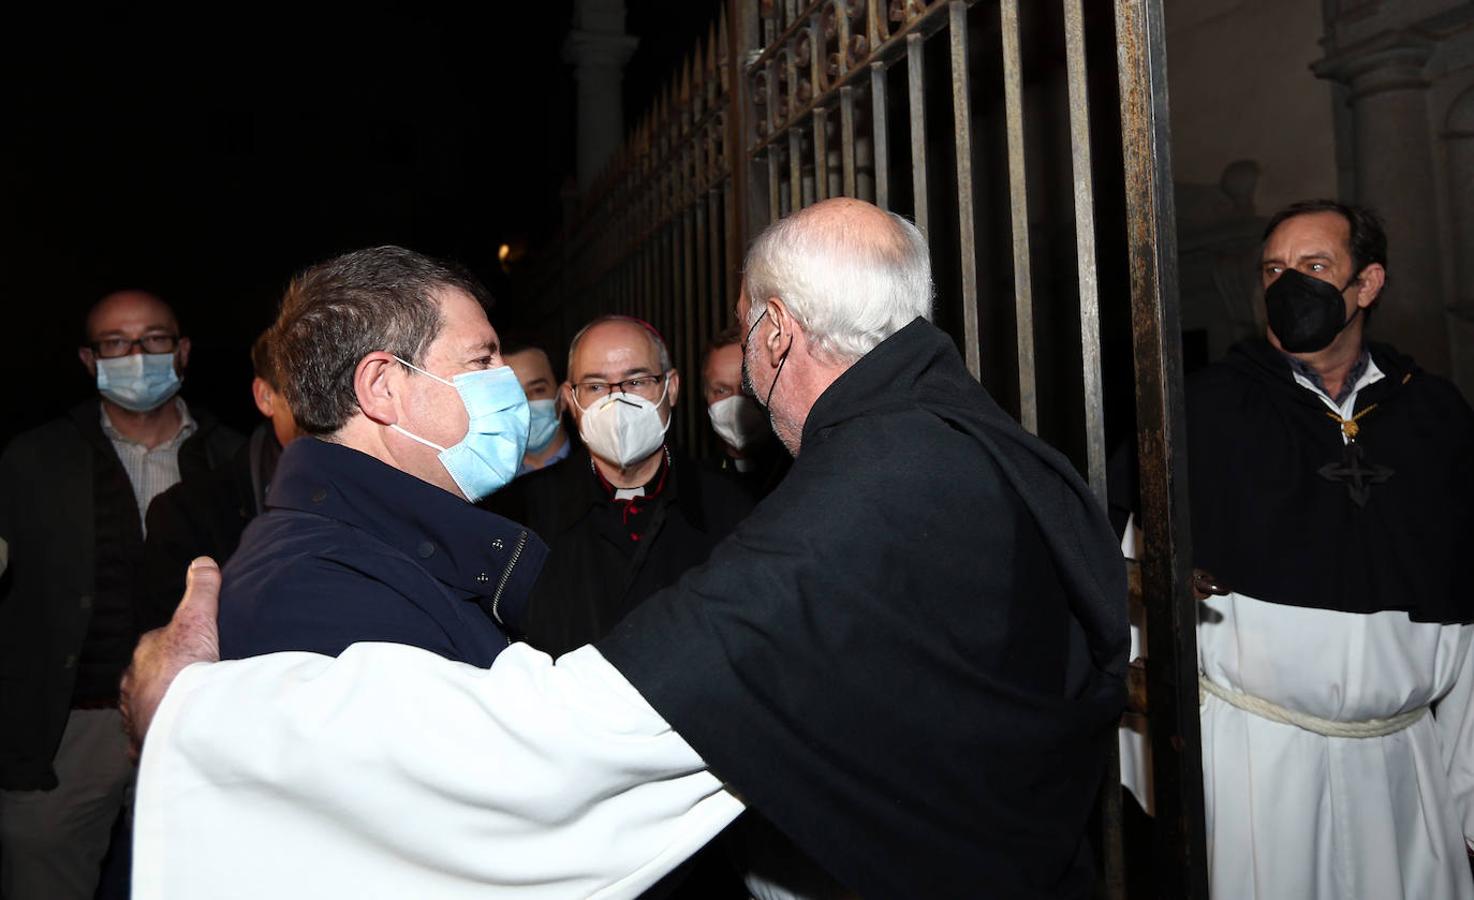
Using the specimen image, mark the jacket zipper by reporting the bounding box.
[490,530,529,627]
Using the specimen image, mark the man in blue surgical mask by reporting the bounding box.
[0,290,242,900]
[502,342,571,476]
[215,246,549,667]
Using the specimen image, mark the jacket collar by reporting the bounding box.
[68,396,210,445]
[267,437,545,599]
[803,318,959,442]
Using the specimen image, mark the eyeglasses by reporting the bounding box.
[89,334,180,359]
[572,372,669,405]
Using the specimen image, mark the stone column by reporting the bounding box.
[1442,85,1474,400]
[565,0,639,193]
[1314,32,1449,375]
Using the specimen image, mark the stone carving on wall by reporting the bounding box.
[1175,159,1267,363]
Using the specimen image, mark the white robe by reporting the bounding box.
[1120,358,1474,899]
[133,642,744,899]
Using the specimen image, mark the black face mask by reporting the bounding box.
[1264,267,1363,354]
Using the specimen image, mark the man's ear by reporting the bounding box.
[251,377,276,419]
[665,369,681,409]
[764,297,798,366]
[1353,263,1385,309]
[354,352,402,425]
[560,382,582,425]
[176,336,192,370]
[79,347,97,378]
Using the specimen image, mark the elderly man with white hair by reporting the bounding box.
[124,198,1127,900]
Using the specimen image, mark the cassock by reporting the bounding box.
[1115,338,1474,900]
[134,319,1128,898]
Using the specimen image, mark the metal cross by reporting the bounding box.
[1317,442,1394,508]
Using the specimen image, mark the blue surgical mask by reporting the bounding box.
[95,352,183,412]
[525,399,561,453]
[389,358,530,503]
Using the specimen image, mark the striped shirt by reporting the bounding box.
[99,398,198,535]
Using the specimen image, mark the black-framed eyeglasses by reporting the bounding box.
[89,334,180,359]
[572,372,669,405]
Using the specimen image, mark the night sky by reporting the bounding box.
[1,1,720,442]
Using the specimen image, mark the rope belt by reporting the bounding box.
[1199,676,1428,739]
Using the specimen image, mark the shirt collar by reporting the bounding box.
[100,397,196,449]
[591,448,671,502]
[544,446,704,536]
[517,437,572,476]
[1281,346,1377,406]
[266,438,547,600]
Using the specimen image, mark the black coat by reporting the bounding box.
[140,422,281,619]
[704,441,792,501]
[0,400,240,790]
[485,446,754,655]
[1109,339,1474,624]
[599,320,1128,899]
[218,438,541,665]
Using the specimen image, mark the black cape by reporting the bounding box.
[598,320,1128,899]
[1173,338,1474,624]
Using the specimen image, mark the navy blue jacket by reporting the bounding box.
[219,438,547,667]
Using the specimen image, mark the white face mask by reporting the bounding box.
[575,377,671,469]
[707,395,768,452]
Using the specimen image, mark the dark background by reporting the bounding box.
[0,1,721,444]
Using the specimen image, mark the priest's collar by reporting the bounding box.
[591,447,671,502]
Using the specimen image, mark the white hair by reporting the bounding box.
[741,206,933,365]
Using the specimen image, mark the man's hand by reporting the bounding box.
[1192,568,1230,602]
[120,557,223,759]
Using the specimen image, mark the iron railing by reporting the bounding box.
[517,2,1206,894]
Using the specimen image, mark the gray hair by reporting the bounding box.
[741,206,933,364]
[566,315,673,377]
[274,246,489,435]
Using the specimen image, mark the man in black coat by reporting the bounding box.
[140,328,299,618]
[487,316,752,657]
[0,291,240,900]
[124,198,1128,900]
[699,326,789,500]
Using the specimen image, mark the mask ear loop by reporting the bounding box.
[392,355,455,387]
[765,347,790,409]
[390,423,448,453]
[386,355,454,451]
[758,308,790,409]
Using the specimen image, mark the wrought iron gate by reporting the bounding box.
[520,1,1206,895]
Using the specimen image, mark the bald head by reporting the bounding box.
[566,316,672,379]
[78,289,192,408]
[741,197,931,365]
[790,196,904,240]
[85,291,180,344]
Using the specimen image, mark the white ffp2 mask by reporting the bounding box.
[707,395,768,452]
[576,378,671,468]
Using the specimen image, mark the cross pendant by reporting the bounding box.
[1317,441,1394,508]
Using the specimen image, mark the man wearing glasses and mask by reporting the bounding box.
[487,315,752,659]
[0,290,241,900]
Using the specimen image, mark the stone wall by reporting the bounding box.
[1165,0,1474,401]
